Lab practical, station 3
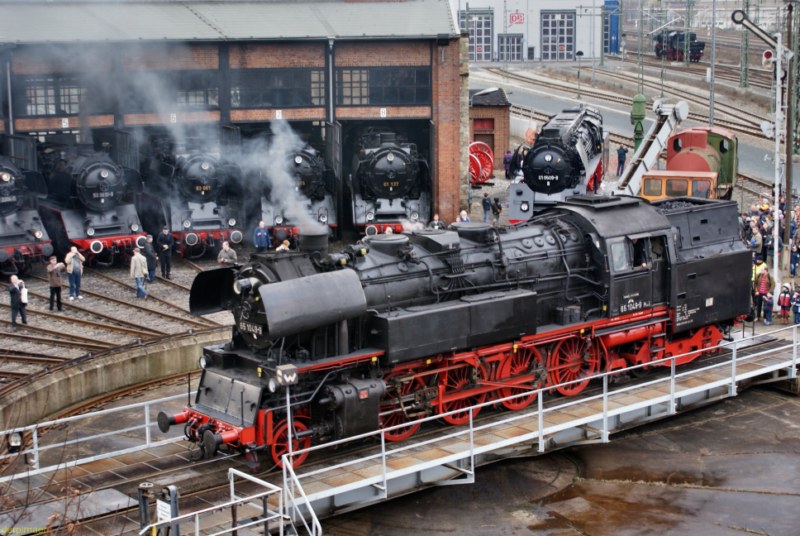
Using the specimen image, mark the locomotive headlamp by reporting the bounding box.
[33,229,43,239]
[410,211,419,222]
[0,172,11,182]
[366,211,375,222]
[294,156,303,165]
[267,378,278,393]
[130,223,140,232]
[201,162,210,171]
[275,215,284,225]
[100,170,109,178]
[319,213,328,224]
[520,202,530,212]
[86,227,96,237]
[545,154,553,163]
[199,356,208,369]
[182,219,192,229]
[387,153,395,162]
[7,431,22,452]
[227,218,236,227]
[233,277,260,295]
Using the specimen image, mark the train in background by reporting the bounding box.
[157,196,750,468]
[258,144,338,244]
[138,128,244,259]
[348,128,430,235]
[653,30,706,63]
[507,107,606,224]
[0,135,53,275]
[37,130,146,264]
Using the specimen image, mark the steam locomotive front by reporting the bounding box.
[0,161,23,217]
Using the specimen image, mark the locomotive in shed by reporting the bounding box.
[349,128,430,235]
[508,107,606,223]
[139,131,244,258]
[37,132,146,263]
[259,144,337,244]
[0,135,53,275]
[158,195,751,468]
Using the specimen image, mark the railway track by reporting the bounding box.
[0,257,231,387]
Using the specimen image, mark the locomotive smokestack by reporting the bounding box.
[298,228,329,256]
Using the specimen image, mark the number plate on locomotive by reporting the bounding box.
[538,175,558,182]
[239,321,263,336]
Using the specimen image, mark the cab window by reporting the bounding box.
[643,179,662,197]
[666,179,688,196]
[610,241,631,272]
[691,180,711,198]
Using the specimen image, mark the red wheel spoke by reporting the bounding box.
[499,347,544,411]
[439,363,487,425]
[380,373,425,442]
[547,338,601,396]
[271,418,310,468]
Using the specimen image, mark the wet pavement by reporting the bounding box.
[324,387,800,536]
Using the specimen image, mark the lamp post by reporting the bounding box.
[576,51,584,99]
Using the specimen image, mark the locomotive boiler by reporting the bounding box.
[0,135,53,275]
[349,129,430,235]
[259,144,337,244]
[158,196,750,468]
[508,107,606,223]
[37,135,146,262]
[139,134,244,258]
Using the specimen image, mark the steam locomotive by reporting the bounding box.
[37,132,146,263]
[508,107,606,223]
[349,129,430,235]
[654,30,706,63]
[139,133,244,258]
[158,195,750,468]
[0,135,53,275]
[259,144,337,244]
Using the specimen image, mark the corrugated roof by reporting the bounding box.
[0,0,459,44]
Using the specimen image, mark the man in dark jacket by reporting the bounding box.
[253,220,271,252]
[8,275,25,330]
[142,234,158,283]
[156,226,175,279]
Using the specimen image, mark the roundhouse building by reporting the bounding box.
[0,0,468,228]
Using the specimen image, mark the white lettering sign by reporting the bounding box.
[380,108,387,118]
[61,118,70,128]
[276,110,283,119]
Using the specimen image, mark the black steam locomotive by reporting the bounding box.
[508,107,605,223]
[0,135,53,275]
[349,129,430,235]
[654,30,706,62]
[259,144,337,244]
[158,196,750,468]
[37,132,146,263]
[139,132,244,258]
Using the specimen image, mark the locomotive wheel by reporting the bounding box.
[380,373,426,442]
[469,153,483,186]
[271,417,311,468]
[439,363,487,426]
[547,338,602,396]
[499,346,545,411]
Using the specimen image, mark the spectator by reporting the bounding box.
[8,275,25,331]
[616,145,628,176]
[503,150,513,180]
[142,234,158,283]
[491,197,502,225]
[64,245,85,300]
[276,239,291,252]
[217,240,238,264]
[791,239,800,279]
[156,226,174,279]
[763,292,774,326]
[458,210,471,223]
[482,192,491,223]
[777,283,793,324]
[793,290,800,324]
[129,247,148,299]
[428,213,446,230]
[47,256,65,311]
[19,279,28,323]
[752,260,774,322]
[253,220,271,253]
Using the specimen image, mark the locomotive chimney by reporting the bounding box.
[297,228,329,256]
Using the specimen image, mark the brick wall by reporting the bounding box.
[335,41,430,67]
[122,44,219,71]
[123,111,220,126]
[229,43,325,68]
[335,106,430,120]
[469,105,511,169]
[231,109,325,122]
[12,47,113,75]
[15,115,114,131]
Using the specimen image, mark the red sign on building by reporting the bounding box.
[509,11,524,25]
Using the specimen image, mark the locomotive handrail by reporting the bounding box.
[279,325,799,520]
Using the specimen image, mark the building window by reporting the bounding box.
[459,10,494,61]
[20,77,84,116]
[498,34,523,62]
[473,118,494,130]
[178,88,219,108]
[335,67,431,106]
[230,68,324,108]
[541,11,576,61]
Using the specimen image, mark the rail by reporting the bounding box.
[279,325,799,532]
[138,468,288,536]
[0,390,197,484]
